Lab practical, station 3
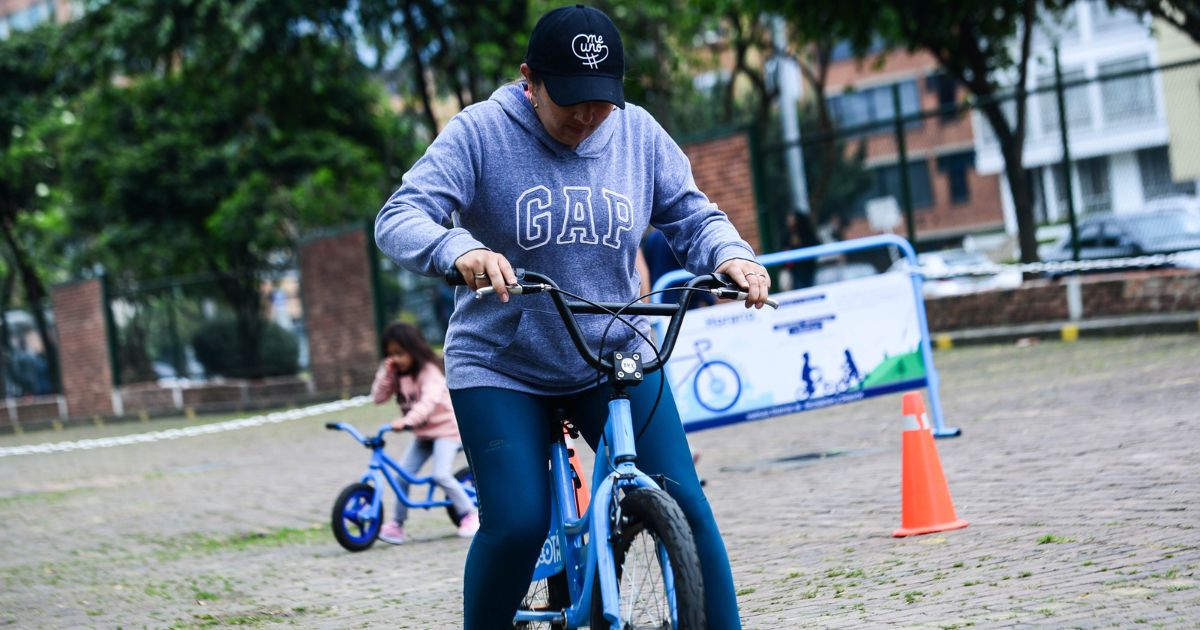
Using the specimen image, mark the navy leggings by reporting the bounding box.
[450,371,741,629]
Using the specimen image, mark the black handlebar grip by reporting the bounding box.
[325,422,339,430]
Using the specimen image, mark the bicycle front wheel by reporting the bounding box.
[331,482,380,552]
[591,488,706,630]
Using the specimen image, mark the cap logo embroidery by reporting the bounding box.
[572,33,608,69]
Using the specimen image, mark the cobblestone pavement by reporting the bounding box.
[1,335,1197,629]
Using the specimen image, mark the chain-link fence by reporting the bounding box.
[753,54,1200,277]
[106,271,308,386]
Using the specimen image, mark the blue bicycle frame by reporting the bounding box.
[482,270,775,629]
[514,396,677,629]
[328,422,477,513]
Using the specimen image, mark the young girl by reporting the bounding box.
[371,322,479,544]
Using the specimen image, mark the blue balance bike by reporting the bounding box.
[325,422,476,552]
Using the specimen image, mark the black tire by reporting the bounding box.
[591,487,706,629]
[331,482,380,552]
[514,570,570,629]
[446,467,473,526]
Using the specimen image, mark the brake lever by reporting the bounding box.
[475,283,550,299]
[710,288,779,309]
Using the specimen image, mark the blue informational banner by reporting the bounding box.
[663,272,927,431]
[653,234,959,437]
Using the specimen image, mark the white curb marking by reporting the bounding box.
[0,396,371,458]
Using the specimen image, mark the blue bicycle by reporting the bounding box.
[461,268,776,630]
[325,422,476,552]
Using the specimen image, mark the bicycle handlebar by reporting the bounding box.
[325,421,396,447]
[445,268,777,377]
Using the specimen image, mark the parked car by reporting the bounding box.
[890,249,1022,297]
[1043,209,1200,271]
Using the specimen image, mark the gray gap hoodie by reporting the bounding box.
[375,82,755,394]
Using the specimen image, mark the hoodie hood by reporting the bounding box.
[492,82,616,159]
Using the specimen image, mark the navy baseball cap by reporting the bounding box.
[525,5,626,109]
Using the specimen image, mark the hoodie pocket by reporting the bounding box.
[493,308,596,386]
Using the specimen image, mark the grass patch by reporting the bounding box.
[903,591,924,604]
[1018,571,1033,578]
[1036,534,1074,545]
[0,489,78,507]
[736,587,757,596]
[156,524,326,557]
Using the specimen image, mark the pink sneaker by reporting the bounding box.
[457,511,480,538]
[379,521,407,545]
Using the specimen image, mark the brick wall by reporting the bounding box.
[681,131,762,253]
[926,269,1200,332]
[52,278,114,419]
[299,227,379,396]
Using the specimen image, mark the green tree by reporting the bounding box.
[1106,0,1199,43]
[358,0,531,136]
[60,0,417,378]
[0,25,83,392]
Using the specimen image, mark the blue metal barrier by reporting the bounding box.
[653,234,960,438]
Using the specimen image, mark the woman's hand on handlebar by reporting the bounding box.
[715,258,772,309]
[454,249,518,303]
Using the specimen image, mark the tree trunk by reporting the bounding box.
[401,0,439,137]
[980,103,1039,264]
[0,216,59,393]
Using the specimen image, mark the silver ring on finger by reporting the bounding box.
[473,271,488,279]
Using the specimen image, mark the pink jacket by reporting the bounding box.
[370,361,461,441]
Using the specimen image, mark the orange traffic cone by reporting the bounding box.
[564,430,590,515]
[892,391,968,537]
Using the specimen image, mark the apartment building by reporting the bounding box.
[972,0,1200,231]
[824,46,1006,248]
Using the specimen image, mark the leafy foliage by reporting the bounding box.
[192,317,299,378]
[56,0,418,378]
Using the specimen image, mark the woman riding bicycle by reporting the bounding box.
[374,5,770,628]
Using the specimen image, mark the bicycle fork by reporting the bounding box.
[592,394,674,629]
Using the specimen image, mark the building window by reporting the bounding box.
[1138,146,1198,200]
[1099,56,1154,125]
[937,152,975,204]
[1078,156,1111,213]
[828,80,921,132]
[828,36,886,63]
[1089,0,1140,32]
[1038,68,1091,135]
[871,161,934,210]
[925,73,960,121]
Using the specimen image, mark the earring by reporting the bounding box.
[533,100,540,110]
